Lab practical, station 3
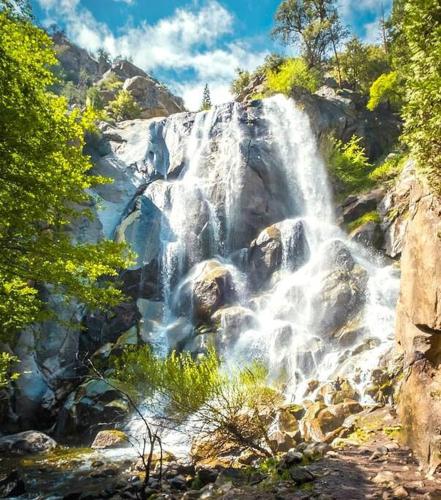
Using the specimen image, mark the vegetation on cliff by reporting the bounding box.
[0,8,131,347]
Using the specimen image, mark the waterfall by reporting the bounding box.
[123,94,399,403]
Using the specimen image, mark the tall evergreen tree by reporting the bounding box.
[201,84,212,111]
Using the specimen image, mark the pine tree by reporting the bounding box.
[201,84,212,111]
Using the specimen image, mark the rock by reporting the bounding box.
[123,75,185,119]
[175,260,239,321]
[197,467,218,486]
[91,429,128,449]
[56,379,130,438]
[0,431,57,454]
[289,466,315,485]
[319,378,359,404]
[350,221,384,250]
[0,470,26,498]
[103,60,147,81]
[211,306,257,349]
[340,189,384,224]
[392,486,409,498]
[268,430,298,452]
[170,475,188,490]
[394,180,441,472]
[248,220,309,289]
[379,160,414,258]
[279,450,304,468]
[372,471,396,486]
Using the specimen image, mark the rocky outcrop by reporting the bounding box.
[0,431,57,454]
[395,179,441,471]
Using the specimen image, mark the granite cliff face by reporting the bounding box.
[395,179,441,471]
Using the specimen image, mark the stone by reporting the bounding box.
[372,471,395,486]
[340,189,385,224]
[394,180,441,472]
[197,467,218,486]
[392,486,409,498]
[268,430,298,452]
[0,431,57,454]
[175,260,238,321]
[91,430,128,449]
[349,221,384,250]
[0,470,26,498]
[248,220,309,289]
[56,379,130,438]
[211,306,257,350]
[123,75,185,119]
[170,475,188,491]
[279,450,304,468]
[289,466,315,485]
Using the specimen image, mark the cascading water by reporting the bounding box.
[123,94,399,418]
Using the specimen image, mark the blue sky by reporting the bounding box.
[31,0,391,110]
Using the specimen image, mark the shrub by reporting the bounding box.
[230,68,251,97]
[267,58,320,95]
[367,71,402,111]
[328,135,374,194]
[347,211,380,232]
[106,89,141,121]
[0,352,19,389]
[112,347,283,457]
[368,153,407,184]
[86,86,104,110]
[98,72,123,91]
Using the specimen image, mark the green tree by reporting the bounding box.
[272,0,348,74]
[200,83,212,111]
[399,0,441,190]
[267,58,320,94]
[367,71,402,111]
[338,37,390,92]
[107,89,141,120]
[230,68,251,98]
[0,10,131,341]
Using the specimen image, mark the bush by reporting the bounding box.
[98,72,123,91]
[368,153,407,184]
[106,89,141,121]
[267,58,320,95]
[367,71,402,111]
[112,347,283,457]
[328,135,374,194]
[230,68,251,97]
[86,86,104,110]
[0,352,19,389]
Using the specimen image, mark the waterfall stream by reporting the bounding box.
[121,94,399,406]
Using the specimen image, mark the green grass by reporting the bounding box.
[368,153,407,185]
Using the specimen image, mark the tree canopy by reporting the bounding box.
[0,9,131,340]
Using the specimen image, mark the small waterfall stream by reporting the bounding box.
[126,94,400,405]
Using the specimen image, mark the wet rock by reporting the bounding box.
[248,220,309,289]
[0,430,57,454]
[0,470,25,498]
[211,306,257,349]
[350,221,384,250]
[91,429,128,449]
[340,189,384,224]
[319,378,359,404]
[56,379,129,438]
[175,260,238,321]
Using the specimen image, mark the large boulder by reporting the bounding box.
[211,306,257,350]
[339,189,384,224]
[0,431,57,455]
[313,241,368,337]
[123,75,185,119]
[248,220,309,289]
[56,379,130,439]
[91,429,128,449]
[349,221,384,250]
[174,260,239,321]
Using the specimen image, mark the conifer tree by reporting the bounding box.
[201,84,212,111]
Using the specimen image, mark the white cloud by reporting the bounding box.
[113,0,135,4]
[36,0,267,110]
[338,0,392,42]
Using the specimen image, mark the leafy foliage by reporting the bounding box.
[328,136,374,194]
[337,37,391,92]
[0,352,19,389]
[230,68,252,98]
[106,89,141,121]
[399,0,441,191]
[368,152,407,184]
[113,347,283,457]
[0,11,131,340]
[272,0,347,70]
[267,58,320,94]
[367,71,402,111]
